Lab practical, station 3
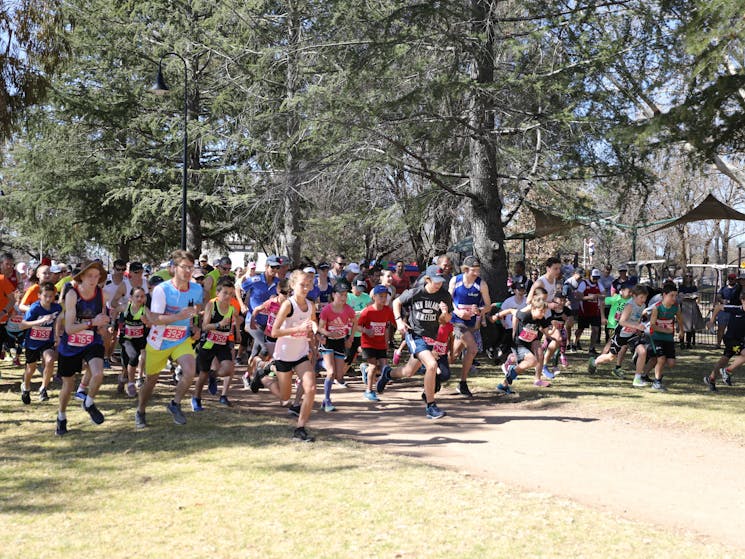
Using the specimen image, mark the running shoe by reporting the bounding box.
[82,400,105,425]
[587,357,597,375]
[249,367,265,393]
[559,354,567,367]
[166,401,187,425]
[641,374,653,383]
[292,427,315,442]
[242,373,251,390]
[21,390,30,405]
[392,350,401,365]
[496,383,515,395]
[542,366,555,380]
[703,376,717,392]
[632,377,648,388]
[611,367,625,379]
[719,367,733,386]
[207,371,218,395]
[426,403,446,420]
[287,404,301,417]
[12,355,21,367]
[219,395,232,407]
[334,379,348,388]
[533,379,551,387]
[136,377,145,389]
[126,383,137,398]
[360,363,368,385]
[363,390,379,402]
[55,417,67,436]
[191,397,203,412]
[376,365,391,394]
[321,400,336,412]
[39,388,49,402]
[456,380,473,397]
[74,389,87,402]
[103,358,112,369]
[135,410,147,429]
[651,380,667,392]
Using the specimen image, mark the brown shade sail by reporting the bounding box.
[651,193,745,233]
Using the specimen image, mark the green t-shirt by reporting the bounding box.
[347,291,372,338]
[605,295,631,330]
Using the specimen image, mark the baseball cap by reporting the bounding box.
[619,281,632,290]
[266,255,281,267]
[347,262,361,274]
[372,284,388,295]
[333,282,349,293]
[303,266,316,274]
[728,272,737,279]
[425,265,446,283]
[318,261,330,270]
[512,282,525,290]
[279,255,290,266]
[192,268,206,279]
[248,261,257,269]
[354,277,367,288]
[463,255,480,267]
[50,264,63,274]
[591,268,601,277]
[618,264,628,272]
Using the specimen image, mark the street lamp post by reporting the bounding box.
[152,52,188,251]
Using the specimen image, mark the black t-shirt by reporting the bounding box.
[398,285,453,339]
[514,308,550,347]
[723,305,745,341]
[550,305,573,325]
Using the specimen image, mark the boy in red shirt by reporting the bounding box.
[359,285,396,401]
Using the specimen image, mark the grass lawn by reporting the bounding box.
[0,347,739,559]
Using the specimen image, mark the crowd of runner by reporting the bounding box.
[0,249,742,442]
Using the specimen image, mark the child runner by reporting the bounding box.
[56,260,110,435]
[375,265,453,419]
[271,269,318,442]
[704,292,745,391]
[648,282,683,392]
[541,292,571,379]
[359,284,396,401]
[343,278,372,384]
[495,295,552,393]
[317,282,356,411]
[19,282,61,404]
[117,286,150,397]
[193,276,238,410]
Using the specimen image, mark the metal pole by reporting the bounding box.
[181,63,188,251]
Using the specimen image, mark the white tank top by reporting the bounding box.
[274,297,312,362]
[538,275,557,301]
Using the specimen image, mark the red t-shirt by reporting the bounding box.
[391,273,410,296]
[319,304,356,339]
[358,304,395,349]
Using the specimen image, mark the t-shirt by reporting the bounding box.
[319,304,356,340]
[55,275,73,294]
[721,305,745,342]
[358,304,395,349]
[242,273,278,328]
[24,301,63,350]
[720,284,741,305]
[397,285,453,340]
[605,295,631,330]
[346,291,372,338]
[651,302,678,342]
[0,275,16,324]
[21,284,43,308]
[391,273,410,296]
[499,295,525,330]
[514,308,550,347]
[147,279,204,350]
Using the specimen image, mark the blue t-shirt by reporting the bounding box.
[450,274,483,327]
[24,301,62,350]
[242,273,278,327]
[146,280,204,350]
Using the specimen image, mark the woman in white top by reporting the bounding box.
[271,269,317,442]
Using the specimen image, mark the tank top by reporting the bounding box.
[274,297,312,362]
[538,275,558,301]
[579,281,601,317]
[202,299,234,349]
[122,302,146,340]
[619,299,645,338]
[59,285,104,356]
[451,274,483,327]
[652,302,678,342]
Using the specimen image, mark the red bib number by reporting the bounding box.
[124,324,144,338]
[30,326,52,341]
[68,329,94,347]
[518,328,538,343]
[163,325,188,341]
[207,329,230,345]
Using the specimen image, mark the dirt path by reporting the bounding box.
[246,379,745,550]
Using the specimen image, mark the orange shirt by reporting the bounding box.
[0,275,16,324]
[21,284,40,307]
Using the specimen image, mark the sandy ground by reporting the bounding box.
[245,375,745,550]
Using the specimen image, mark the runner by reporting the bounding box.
[448,255,491,397]
[343,277,372,384]
[391,259,410,296]
[203,256,234,301]
[317,282,356,411]
[716,273,740,349]
[271,269,318,442]
[117,286,150,397]
[574,268,605,355]
[56,260,110,435]
[242,255,280,360]
[562,267,583,351]
[704,292,745,391]
[358,284,395,401]
[375,265,453,419]
[193,276,238,410]
[648,282,683,392]
[136,250,203,428]
[19,282,61,404]
[19,264,53,312]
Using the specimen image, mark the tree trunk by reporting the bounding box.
[186,56,203,256]
[465,0,508,299]
[117,237,130,261]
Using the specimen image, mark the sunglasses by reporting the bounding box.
[279,290,289,295]
[114,267,126,272]
[270,265,280,269]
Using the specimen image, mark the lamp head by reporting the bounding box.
[151,64,170,95]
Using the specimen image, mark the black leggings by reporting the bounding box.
[121,338,146,368]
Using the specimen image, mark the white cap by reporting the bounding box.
[591,268,601,277]
[303,266,316,274]
[347,263,361,274]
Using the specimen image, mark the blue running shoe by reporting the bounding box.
[542,366,555,380]
[376,365,391,394]
[191,397,203,412]
[426,403,446,419]
[208,371,218,395]
[496,383,515,395]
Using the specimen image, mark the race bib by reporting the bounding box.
[423,336,438,347]
[432,340,448,355]
[518,328,538,343]
[68,329,94,347]
[163,325,188,342]
[6,314,23,332]
[656,318,673,331]
[621,325,636,335]
[124,324,144,338]
[327,324,348,339]
[29,326,52,341]
[370,321,386,337]
[265,313,277,335]
[206,329,230,345]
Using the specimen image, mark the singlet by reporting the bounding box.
[147,279,204,350]
[579,280,602,317]
[121,302,146,341]
[537,275,558,302]
[651,302,678,342]
[450,274,483,327]
[23,301,62,350]
[58,286,105,356]
[618,299,645,338]
[721,305,745,342]
[202,299,234,349]
[308,277,334,313]
[274,297,312,362]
